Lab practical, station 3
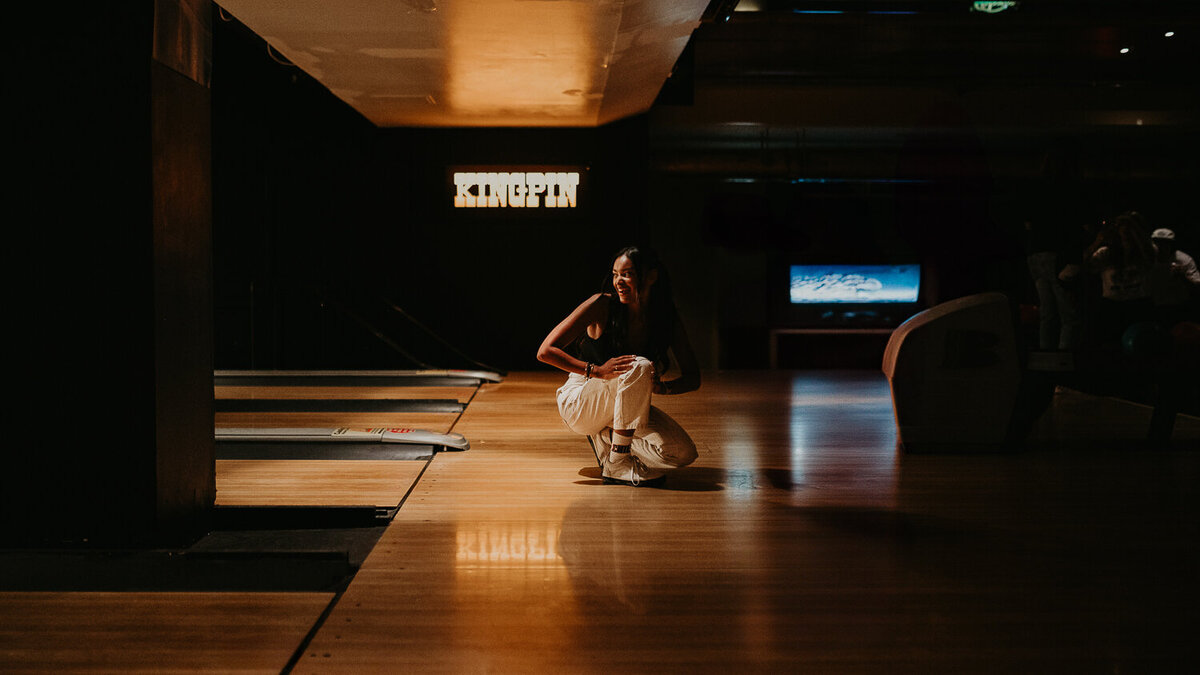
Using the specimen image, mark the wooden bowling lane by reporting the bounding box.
[291,370,1199,673]
[214,380,475,433]
[214,385,478,403]
[215,460,427,507]
[214,411,462,432]
[0,591,332,673]
[213,374,468,508]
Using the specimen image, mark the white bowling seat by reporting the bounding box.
[882,292,1021,452]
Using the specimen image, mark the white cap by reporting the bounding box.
[1151,228,1175,240]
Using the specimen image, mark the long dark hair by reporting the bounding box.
[600,245,677,365]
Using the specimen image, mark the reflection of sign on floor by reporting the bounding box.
[453,171,580,208]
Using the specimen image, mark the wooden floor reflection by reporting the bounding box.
[294,371,1199,673]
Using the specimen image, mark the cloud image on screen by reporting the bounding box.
[790,264,920,304]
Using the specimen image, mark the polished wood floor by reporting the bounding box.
[3,370,1198,672]
[0,592,333,671]
[214,460,427,507]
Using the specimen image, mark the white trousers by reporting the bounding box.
[555,357,698,471]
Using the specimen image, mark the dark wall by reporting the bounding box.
[213,16,653,372]
[363,122,652,372]
[212,14,379,370]
[646,122,1200,367]
[648,7,1200,368]
[211,10,1200,373]
[9,6,150,544]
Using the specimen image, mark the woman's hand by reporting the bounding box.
[594,355,637,379]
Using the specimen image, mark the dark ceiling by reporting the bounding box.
[701,0,1200,87]
[652,1,1200,168]
[210,0,1199,128]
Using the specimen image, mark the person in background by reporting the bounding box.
[1085,211,1157,344]
[1024,217,1081,351]
[1148,227,1200,326]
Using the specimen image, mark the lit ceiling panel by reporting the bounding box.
[215,0,710,127]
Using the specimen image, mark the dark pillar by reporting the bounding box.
[5,1,214,546]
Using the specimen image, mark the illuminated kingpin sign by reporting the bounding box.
[453,171,580,208]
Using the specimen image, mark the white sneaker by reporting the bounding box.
[587,428,612,468]
[602,448,666,487]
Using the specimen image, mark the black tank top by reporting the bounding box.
[573,295,623,364]
[576,330,620,365]
[573,295,659,365]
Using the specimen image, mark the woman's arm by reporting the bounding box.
[655,311,701,395]
[537,294,636,379]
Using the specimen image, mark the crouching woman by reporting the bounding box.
[537,246,700,486]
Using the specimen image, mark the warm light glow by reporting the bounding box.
[1120,47,1131,54]
[443,1,599,124]
[453,171,580,208]
[217,0,710,127]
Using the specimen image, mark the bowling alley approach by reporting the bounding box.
[5,1,1200,672]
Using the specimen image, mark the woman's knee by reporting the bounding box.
[557,385,611,436]
[633,435,697,470]
[668,438,699,468]
[618,357,655,384]
[636,407,697,468]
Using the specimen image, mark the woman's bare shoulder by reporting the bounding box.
[578,293,613,338]
[577,292,614,310]
[580,292,613,318]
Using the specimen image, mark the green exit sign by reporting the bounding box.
[972,1,1018,12]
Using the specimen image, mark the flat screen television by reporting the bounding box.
[773,263,924,329]
[789,264,921,304]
